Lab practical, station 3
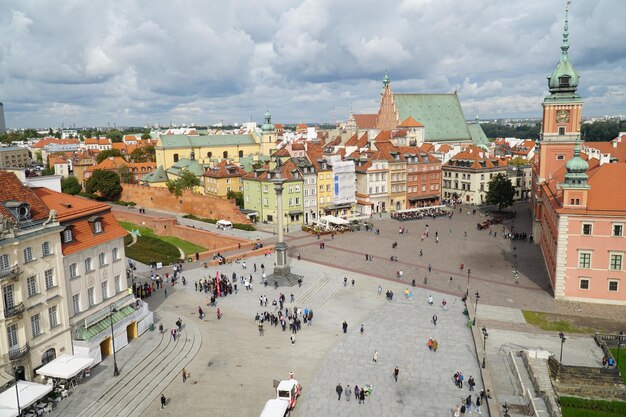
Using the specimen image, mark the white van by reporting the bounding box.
[259,399,289,417]
[216,220,233,230]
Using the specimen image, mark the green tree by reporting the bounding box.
[582,119,626,142]
[509,157,530,166]
[130,145,156,162]
[106,129,124,143]
[34,150,43,163]
[118,164,132,184]
[485,173,515,211]
[227,191,244,207]
[85,170,122,200]
[61,176,82,195]
[96,149,123,163]
[141,130,152,140]
[166,170,200,197]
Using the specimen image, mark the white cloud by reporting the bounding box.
[0,0,624,127]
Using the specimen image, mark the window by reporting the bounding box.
[610,254,623,271]
[558,127,565,135]
[99,252,107,267]
[63,229,73,243]
[44,269,54,289]
[72,294,80,315]
[88,287,95,307]
[102,281,108,300]
[223,151,228,158]
[69,263,78,278]
[578,252,591,269]
[288,198,293,206]
[608,280,619,292]
[263,185,268,193]
[263,198,268,206]
[31,314,41,337]
[207,152,212,158]
[115,275,122,293]
[93,220,103,234]
[173,153,179,163]
[48,306,58,328]
[24,247,34,262]
[556,154,565,160]
[582,223,593,236]
[613,224,623,237]
[27,276,37,297]
[295,185,300,192]
[85,258,93,272]
[42,242,52,256]
[112,247,120,261]
[579,278,590,290]
[7,324,17,348]
[295,197,300,205]
[0,254,9,271]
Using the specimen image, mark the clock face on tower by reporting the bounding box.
[556,109,570,123]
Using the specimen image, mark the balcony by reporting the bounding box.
[0,265,21,282]
[8,343,30,361]
[4,303,25,319]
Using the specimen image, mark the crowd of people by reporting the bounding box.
[391,207,451,221]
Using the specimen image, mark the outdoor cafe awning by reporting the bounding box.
[35,354,93,380]
[320,215,350,225]
[0,381,53,416]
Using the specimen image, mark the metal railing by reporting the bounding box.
[8,343,30,361]
[0,265,21,281]
[4,302,25,319]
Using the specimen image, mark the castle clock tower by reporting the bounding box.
[537,2,582,183]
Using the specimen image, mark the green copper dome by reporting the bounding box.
[548,4,580,94]
[261,110,275,132]
[564,142,589,186]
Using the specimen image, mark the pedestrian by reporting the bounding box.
[354,385,360,400]
[344,276,348,287]
[458,372,464,389]
[181,368,187,383]
[441,299,447,311]
[171,328,177,341]
[359,388,365,404]
[360,324,364,335]
[433,314,438,326]
[345,384,351,401]
[342,321,348,334]
[164,287,167,297]
[160,394,167,409]
[393,366,399,382]
[216,308,222,319]
[377,285,383,295]
[290,335,296,345]
[476,395,481,414]
[336,383,343,400]
[428,294,433,305]
[351,279,355,287]
[373,350,379,363]
[468,376,476,391]
[419,249,423,257]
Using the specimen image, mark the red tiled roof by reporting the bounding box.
[203,160,246,178]
[399,116,423,128]
[0,171,50,221]
[32,138,80,148]
[353,114,378,129]
[32,188,128,255]
[584,138,626,163]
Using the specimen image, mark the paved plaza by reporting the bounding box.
[54,202,625,417]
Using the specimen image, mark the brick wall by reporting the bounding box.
[112,210,252,254]
[120,184,251,224]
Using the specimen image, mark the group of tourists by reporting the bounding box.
[390,207,450,221]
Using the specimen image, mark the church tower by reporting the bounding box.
[375,72,400,130]
[560,140,590,208]
[260,110,276,156]
[537,2,582,183]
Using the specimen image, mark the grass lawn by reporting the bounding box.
[522,311,594,333]
[609,348,626,384]
[119,221,206,256]
[561,396,626,417]
[123,234,180,265]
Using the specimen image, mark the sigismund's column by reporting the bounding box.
[272,177,289,270]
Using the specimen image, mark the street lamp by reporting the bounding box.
[481,327,489,369]
[559,332,567,366]
[467,268,471,286]
[473,291,480,326]
[617,330,624,367]
[109,304,120,376]
[14,367,21,416]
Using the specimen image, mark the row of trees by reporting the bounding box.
[95,145,155,163]
[481,119,625,142]
[0,128,152,144]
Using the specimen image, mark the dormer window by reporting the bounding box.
[559,76,570,87]
[88,216,104,234]
[63,228,74,243]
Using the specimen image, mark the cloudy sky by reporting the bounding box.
[0,0,624,128]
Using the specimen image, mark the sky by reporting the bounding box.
[0,0,624,129]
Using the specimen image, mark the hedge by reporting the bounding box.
[183,214,255,231]
[111,200,136,207]
[560,396,626,417]
[124,234,180,265]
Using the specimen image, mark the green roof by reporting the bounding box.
[393,94,472,142]
[75,305,136,341]
[167,158,205,177]
[158,134,258,149]
[467,123,490,147]
[142,165,168,183]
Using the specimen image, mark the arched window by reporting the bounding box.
[223,151,228,158]
[207,152,212,158]
[42,348,56,365]
[173,153,179,163]
[238,150,244,158]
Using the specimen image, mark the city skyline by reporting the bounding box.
[0,0,625,128]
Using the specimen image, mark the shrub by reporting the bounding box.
[112,200,137,207]
[124,234,180,265]
[234,223,255,231]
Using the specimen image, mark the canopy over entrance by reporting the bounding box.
[36,354,93,380]
[0,381,53,416]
